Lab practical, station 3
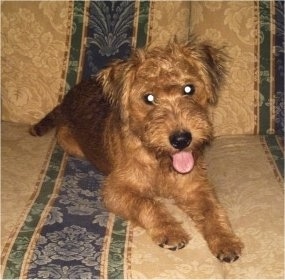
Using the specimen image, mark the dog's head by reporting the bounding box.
[97,38,228,173]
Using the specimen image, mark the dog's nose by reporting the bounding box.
[169,131,192,150]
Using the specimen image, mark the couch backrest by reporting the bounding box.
[1,1,283,136]
[189,1,284,136]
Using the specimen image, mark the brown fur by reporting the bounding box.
[31,38,244,262]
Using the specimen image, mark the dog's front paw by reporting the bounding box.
[158,238,187,251]
[150,226,190,251]
[210,235,244,263]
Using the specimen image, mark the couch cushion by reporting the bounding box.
[1,122,283,279]
[1,122,55,248]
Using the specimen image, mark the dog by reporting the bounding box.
[30,38,244,263]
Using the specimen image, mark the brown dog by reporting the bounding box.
[31,38,244,262]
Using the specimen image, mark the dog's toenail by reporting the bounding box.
[169,247,177,251]
[233,255,239,262]
[223,256,232,263]
[217,253,239,263]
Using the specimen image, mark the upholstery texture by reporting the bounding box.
[2,1,283,136]
[1,1,284,279]
[1,124,283,279]
[190,1,284,136]
[1,1,72,123]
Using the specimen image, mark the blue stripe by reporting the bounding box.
[83,1,135,78]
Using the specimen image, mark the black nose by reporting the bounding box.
[169,131,192,150]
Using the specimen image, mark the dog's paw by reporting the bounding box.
[210,235,244,263]
[150,226,190,251]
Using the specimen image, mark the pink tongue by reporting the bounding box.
[172,151,194,174]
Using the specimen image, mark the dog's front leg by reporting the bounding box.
[176,184,244,262]
[102,179,190,251]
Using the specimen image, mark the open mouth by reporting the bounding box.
[171,150,194,174]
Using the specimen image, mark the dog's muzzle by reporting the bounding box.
[169,131,194,174]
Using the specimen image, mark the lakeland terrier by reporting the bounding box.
[31,38,244,263]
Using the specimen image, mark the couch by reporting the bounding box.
[1,1,284,279]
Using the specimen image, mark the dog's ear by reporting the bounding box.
[184,40,229,104]
[96,59,137,124]
[97,60,131,106]
[200,43,228,104]
[96,50,144,106]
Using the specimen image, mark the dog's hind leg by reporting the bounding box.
[30,106,84,158]
[30,105,62,136]
[57,126,85,158]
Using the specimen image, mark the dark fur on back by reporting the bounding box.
[31,40,228,174]
[31,78,115,173]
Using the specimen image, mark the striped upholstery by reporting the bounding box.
[2,1,283,135]
[257,1,284,135]
[2,125,283,279]
[1,1,284,279]
[189,1,284,136]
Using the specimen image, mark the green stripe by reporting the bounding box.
[264,135,284,179]
[65,0,86,92]
[259,0,271,134]
[107,217,128,279]
[3,2,85,278]
[136,0,151,48]
[3,145,65,279]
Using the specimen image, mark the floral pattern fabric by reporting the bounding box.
[1,1,72,124]
[2,1,283,135]
[190,0,284,136]
[1,1,284,279]
[83,1,135,78]
[27,157,108,278]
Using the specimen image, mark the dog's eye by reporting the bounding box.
[143,93,156,105]
[183,84,195,95]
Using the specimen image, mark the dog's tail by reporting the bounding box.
[30,105,62,136]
